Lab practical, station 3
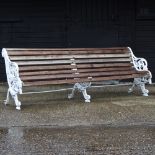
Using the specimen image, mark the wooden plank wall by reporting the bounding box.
[135,0,155,80]
[0,0,67,81]
[0,0,155,82]
[0,0,66,47]
[67,0,120,47]
[135,21,155,79]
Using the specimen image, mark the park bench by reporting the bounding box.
[2,47,152,110]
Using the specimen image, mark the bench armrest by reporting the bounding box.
[128,47,148,71]
[128,47,152,84]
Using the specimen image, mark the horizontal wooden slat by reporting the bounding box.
[15,58,131,66]
[23,73,147,86]
[19,67,133,76]
[8,50,128,56]
[6,47,130,56]
[6,47,129,53]
[21,70,138,81]
[6,47,128,51]
[19,63,133,71]
[10,53,131,60]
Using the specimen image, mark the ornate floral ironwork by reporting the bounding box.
[128,47,152,96]
[2,48,22,110]
[68,82,91,102]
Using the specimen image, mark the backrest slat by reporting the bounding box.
[20,67,133,76]
[19,63,133,71]
[10,53,131,61]
[12,58,131,66]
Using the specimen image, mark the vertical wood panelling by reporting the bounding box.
[135,21,155,78]
[0,0,66,48]
[0,0,155,82]
[67,0,119,47]
[117,0,135,47]
[0,0,67,81]
[135,0,155,80]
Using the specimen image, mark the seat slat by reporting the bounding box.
[23,73,147,86]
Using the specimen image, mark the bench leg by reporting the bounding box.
[12,95,21,110]
[139,83,149,96]
[128,83,135,93]
[9,89,21,110]
[4,88,10,105]
[128,77,150,96]
[68,82,91,102]
[68,84,77,99]
[81,88,91,102]
[4,88,21,110]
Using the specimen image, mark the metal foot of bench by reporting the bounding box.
[4,88,21,110]
[13,95,21,110]
[4,89,10,105]
[68,82,91,102]
[128,71,152,96]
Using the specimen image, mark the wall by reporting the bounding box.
[0,0,154,81]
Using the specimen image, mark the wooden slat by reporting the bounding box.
[15,58,131,66]
[10,53,131,60]
[7,47,130,56]
[23,73,147,86]
[19,67,133,76]
[6,47,128,51]
[16,60,72,65]
[19,63,133,71]
[74,58,131,63]
[9,50,129,56]
[20,70,138,81]
[19,65,74,71]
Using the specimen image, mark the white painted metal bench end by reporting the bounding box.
[2,48,22,110]
[128,47,152,96]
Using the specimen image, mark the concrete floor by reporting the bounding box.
[0,83,155,154]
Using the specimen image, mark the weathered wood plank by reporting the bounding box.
[21,70,139,81]
[20,67,133,76]
[8,50,129,56]
[19,65,74,71]
[7,47,130,56]
[15,58,131,66]
[19,63,132,71]
[23,73,147,86]
[6,47,128,51]
[74,58,131,64]
[10,53,131,60]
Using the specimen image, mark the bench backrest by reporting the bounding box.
[5,47,147,86]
